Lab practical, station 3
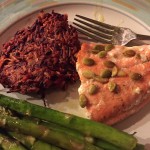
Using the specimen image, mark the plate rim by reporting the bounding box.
[0,1,150,36]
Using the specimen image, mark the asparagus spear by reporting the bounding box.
[0,94,137,150]
[94,139,120,150]
[0,105,92,150]
[24,116,125,150]
[35,120,145,150]
[9,132,62,150]
[39,121,94,142]
[8,132,35,149]
[31,140,61,150]
[0,132,26,150]
[0,107,61,150]
[41,121,128,150]
[0,106,13,116]
[0,114,102,150]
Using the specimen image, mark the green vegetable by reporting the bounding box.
[8,132,35,149]
[0,94,137,150]
[9,131,62,150]
[0,132,26,150]
[95,139,120,150]
[98,51,107,58]
[88,84,98,95]
[82,58,95,66]
[93,45,105,51]
[0,114,102,150]
[105,44,114,52]
[108,82,117,92]
[79,94,88,108]
[123,50,136,57]
[24,117,129,150]
[82,70,95,79]
[31,140,61,150]
[130,73,142,81]
[103,60,115,68]
[100,69,112,78]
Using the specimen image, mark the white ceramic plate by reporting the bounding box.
[0,2,150,149]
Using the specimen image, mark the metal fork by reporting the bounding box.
[73,14,150,46]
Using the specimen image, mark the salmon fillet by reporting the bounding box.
[76,42,150,125]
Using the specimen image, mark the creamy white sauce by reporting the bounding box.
[96,99,105,108]
[133,87,141,94]
[140,54,147,62]
[78,79,93,94]
[147,90,150,93]
[76,63,79,71]
[78,85,85,94]
[123,95,142,111]
[134,96,143,105]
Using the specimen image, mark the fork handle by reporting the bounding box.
[137,34,150,40]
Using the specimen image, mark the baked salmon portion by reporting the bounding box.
[76,42,150,125]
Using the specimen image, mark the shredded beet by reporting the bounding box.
[0,11,81,94]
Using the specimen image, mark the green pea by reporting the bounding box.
[98,51,107,58]
[82,58,95,66]
[82,70,95,79]
[100,69,112,78]
[123,50,136,57]
[94,75,109,84]
[104,60,115,68]
[105,44,114,52]
[130,73,142,81]
[111,66,118,77]
[94,45,105,51]
[88,84,98,95]
[79,94,88,108]
[108,82,117,92]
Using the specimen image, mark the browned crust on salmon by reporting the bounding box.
[77,42,150,125]
[104,95,150,125]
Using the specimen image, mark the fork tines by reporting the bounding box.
[73,15,115,44]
